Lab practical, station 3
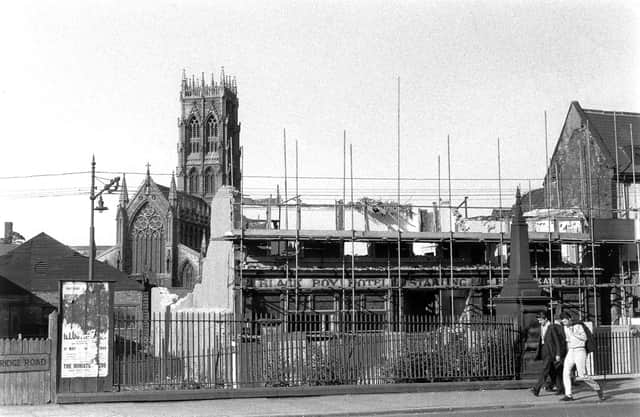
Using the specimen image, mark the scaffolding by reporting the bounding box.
[233,110,640,325]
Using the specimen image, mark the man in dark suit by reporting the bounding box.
[530,310,566,396]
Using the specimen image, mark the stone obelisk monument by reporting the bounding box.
[494,188,548,377]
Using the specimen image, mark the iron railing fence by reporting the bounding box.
[113,312,520,391]
[591,327,640,377]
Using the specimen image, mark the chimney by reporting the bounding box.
[4,222,13,243]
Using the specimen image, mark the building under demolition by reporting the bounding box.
[105,73,637,326]
[183,101,638,326]
[193,185,635,326]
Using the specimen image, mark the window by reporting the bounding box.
[188,168,199,193]
[313,294,335,312]
[188,118,200,154]
[363,294,386,311]
[204,167,215,194]
[205,118,217,154]
[129,204,165,274]
[189,118,200,138]
[179,262,195,289]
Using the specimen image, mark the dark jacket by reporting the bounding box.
[536,322,567,360]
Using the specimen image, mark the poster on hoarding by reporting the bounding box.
[60,281,110,378]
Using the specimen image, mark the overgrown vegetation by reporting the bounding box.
[381,328,517,383]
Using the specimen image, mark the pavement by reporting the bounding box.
[2,378,639,417]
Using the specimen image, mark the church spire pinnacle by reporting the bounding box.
[119,173,129,206]
[144,163,151,196]
[169,171,177,206]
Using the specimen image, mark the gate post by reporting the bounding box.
[48,311,58,403]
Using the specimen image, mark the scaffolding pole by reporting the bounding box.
[447,135,454,321]
[614,112,624,317]
[276,184,280,227]
[489,263,493,318]
[283,129,288,230]
[578,139,586,320]
[295,139,299,312]
[342,130,346,313]
[283,129,289,316]
[438,155,442,317]
[240,146,244,319]
[350,144,356,328]
[545,111,554,318]
[387,243,392,323]
[554,163,561,207]
[497,137,505,288]
[397,76,402,324]
[630,123,640,315]
[614,113,620,217]
[585,121,598,324]
[438,155,441,232]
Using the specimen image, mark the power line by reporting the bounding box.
[0,169,546,182]
[0,171,89,180]
[0,169,605,183]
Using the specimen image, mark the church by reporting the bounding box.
[98,69,241,291]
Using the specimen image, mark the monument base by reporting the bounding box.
[495,295,548,379]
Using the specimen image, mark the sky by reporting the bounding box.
[0,0,638,246]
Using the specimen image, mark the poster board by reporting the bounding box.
[58,280,113,392]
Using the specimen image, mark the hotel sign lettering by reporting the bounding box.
[403,278,439,288]
[246,277,487,289]
[249,278,389,289]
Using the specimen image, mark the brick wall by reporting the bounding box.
[548,115,615,218]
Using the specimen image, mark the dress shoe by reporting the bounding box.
[597,390,605,401]
[529,387,539,397]
[559,395,574,401]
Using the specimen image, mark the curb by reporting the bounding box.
[56,379,535,404]
[257,398,640,417]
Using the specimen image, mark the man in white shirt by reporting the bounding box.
[559,312,605,401]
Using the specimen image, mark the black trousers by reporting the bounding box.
[534,355,563,393]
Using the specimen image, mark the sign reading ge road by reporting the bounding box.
[0,353,49,373]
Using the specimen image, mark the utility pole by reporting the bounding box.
[89,155,120,280]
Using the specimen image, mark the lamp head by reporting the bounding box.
[95,196,109,212]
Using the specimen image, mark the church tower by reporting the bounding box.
[177,68,241,201]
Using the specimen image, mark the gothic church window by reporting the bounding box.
[204,168,215,194]
[205,118,217,154]
[129,204,165,274]
[188,168,199,193]
[188,118,200,154]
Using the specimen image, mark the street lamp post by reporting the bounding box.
[89,155,120,280]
